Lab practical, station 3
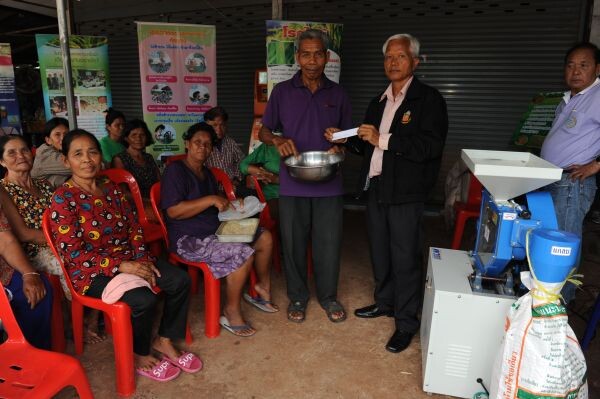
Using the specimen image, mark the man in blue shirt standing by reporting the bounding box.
[540,42,600,302]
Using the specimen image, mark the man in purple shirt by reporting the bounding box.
[259,29,352,324]
[540,42,600,302]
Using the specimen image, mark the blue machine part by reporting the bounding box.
[528,229,580,283]
[472,189,558,277]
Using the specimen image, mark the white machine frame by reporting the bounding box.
[421,248,515,398]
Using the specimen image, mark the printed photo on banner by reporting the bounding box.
[137,21,217,160]
[265,20,343,95]
[35,34,113,139]
[0,43,23,134]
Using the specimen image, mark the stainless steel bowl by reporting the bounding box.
[284,151,345,182]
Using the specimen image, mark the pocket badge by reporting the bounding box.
[401,110,411,124]
[565,114,577,129]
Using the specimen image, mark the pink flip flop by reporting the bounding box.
[136,359,181,382]
[163,352,203,373]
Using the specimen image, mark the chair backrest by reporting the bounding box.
[41,210,81,300]
[165,154,186,166]
[99,168,149,225]
[209,167,236,201]
[248,175,274,228]
[0,281,26,344]
[149,183,170,250]
[467,173,483,206]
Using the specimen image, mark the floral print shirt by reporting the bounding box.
[0,178,54,257]
[0,206,14,285]
[48,178,152,295]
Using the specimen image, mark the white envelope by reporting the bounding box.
[332,127,358,140]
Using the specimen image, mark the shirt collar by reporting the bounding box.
[563,77,600,103]
[380,76,414,102]
[291,70,334,89]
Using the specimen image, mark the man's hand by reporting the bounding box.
[566,161,600,181]
[22,273,46,309]
[357,124,380,147]
[248,165,276,183]
[273,136,298,157]
[324,127,347,144]
[327,145,345,154]
[118,261,161,287]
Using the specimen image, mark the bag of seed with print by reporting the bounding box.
[489,271,588,399]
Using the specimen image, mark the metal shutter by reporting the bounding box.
[76,0,588,202]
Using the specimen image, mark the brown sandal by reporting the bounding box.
[287,301,306,323]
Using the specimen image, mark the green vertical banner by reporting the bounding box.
[512,92,563,149]
[265,20,343,95]
[0,43,22,134]
[35,34,112,138]
[136,22,217,160]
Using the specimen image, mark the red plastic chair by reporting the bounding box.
[42,210,136,397]
[150,183,222,338]
[164,154,186,165]
[0,281,93,399]
[209,167,237,201]
[249,175,280,271]
[47,273,66,353]
[451,173,483,250]
[99,168,162,256]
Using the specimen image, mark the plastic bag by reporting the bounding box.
[489,272,588,399]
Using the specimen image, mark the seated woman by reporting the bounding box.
[49,129,200,382]
[0,134,108,342]
[240,142,280,221]
[31,117,71,188]
[161,122,277,337]
[0,202,52,350]
[100,108,126,164]
[112,119,161,220]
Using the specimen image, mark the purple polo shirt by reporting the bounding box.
[262,71,353,197]
[161,160,220,249]
[541,79,600,168]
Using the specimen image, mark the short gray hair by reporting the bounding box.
[295,29,330,53]
[382,34,420,58]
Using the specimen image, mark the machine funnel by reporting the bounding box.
[461,149,562,202]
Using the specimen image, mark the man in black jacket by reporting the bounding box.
[330,33,448,353]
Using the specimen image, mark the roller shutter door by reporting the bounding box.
[76,0,588,202]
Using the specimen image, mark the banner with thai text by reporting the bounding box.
[0,43,22,135]
[137,22,216,160]
[512,92,563,149]
[35,34,112,138]
[265,20,343,95]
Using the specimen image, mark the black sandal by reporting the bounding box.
[324,300,347,323]
[287,301,306,323]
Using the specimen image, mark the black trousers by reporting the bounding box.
[366,181,423,334]
[87,258,190,356]
[279,195,343,307]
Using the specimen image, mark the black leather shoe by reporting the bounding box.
[385,330,414,353]
[354,304,394,318]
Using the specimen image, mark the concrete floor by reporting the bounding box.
[57,210,599,399]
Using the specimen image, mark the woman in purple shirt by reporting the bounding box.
[161,122,277,337]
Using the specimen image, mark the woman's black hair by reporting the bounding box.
[154,124,165,132]
[43,117,69,139]
[0,134,28,159]
[61,129,102,156]
[203,106,228,122]
[121,119,154,147]
[105,107,125,126]
[183,122,218,145]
